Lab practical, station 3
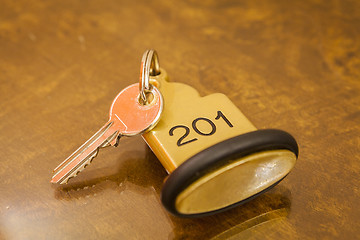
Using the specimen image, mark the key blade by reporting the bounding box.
[51,121,119,184]
[56,150,100,184]
[53,121,113,173]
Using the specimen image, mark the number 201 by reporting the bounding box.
[169,111,233,147]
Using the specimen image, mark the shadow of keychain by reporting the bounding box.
[51,49,298,218]
[142,50,299,218]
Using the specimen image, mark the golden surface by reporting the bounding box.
[1,0,360,239]
[143,69,256,173]
[175,150,297,214]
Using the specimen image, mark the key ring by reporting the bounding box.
[139,49,160,103]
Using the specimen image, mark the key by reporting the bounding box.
[51,83,163,184]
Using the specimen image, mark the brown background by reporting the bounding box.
[0,0,359,239]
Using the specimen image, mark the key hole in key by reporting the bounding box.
[138,91,155,106]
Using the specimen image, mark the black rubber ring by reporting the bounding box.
[161,129,299,218]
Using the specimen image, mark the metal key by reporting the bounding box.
[51,83,163,184]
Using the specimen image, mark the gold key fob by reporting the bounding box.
[142,51,298,218]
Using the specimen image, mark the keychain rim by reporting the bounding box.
[161,129,299,218]
[139,49,160,103]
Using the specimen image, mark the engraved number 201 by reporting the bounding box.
[169,111,233,147]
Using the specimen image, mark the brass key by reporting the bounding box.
[51,54,163,184]
[51,83,163,184]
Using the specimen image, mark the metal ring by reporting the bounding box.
[139,49,160,103]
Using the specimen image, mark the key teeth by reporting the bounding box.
[112,135,121,147]
[62,150,99,184]
[65,177,72,184]
[54,124,118,185]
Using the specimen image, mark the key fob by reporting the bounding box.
[143,69,298,218]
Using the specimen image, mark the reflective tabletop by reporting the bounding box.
[0,0,359,239]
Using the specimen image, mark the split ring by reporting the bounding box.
[139,49,160,103]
